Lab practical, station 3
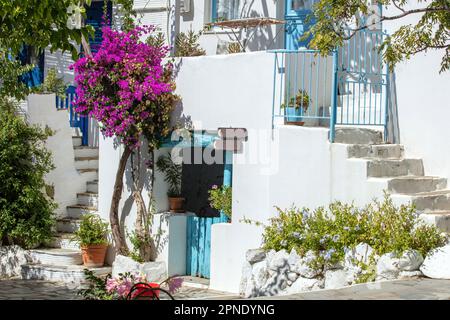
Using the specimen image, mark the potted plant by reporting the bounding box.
[281,89,310,125]
[156,153,185,213]
[73,214,109,267]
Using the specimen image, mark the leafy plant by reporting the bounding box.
[208,185,232,219]
[281,89,310,110]
[78,269,184,300]
[73,214,109,247]
[262,192,447,273]
[34,69,67,99]
[156,153,182,197]
[227,42,243,54]
[175,30,206,57]
[0,98,56,248]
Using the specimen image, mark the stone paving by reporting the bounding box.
[255,278,450,300]
[1,278,450,300]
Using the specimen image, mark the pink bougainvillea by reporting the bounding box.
[70,25,173,147]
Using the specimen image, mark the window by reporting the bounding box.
[212,0,240,21]
[290,0,315,11]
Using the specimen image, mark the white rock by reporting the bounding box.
[376,252,400,280]
[290,250,319,279]
[246,249,266,264]
[287,272,299,282]
[261,272,289,296]
[344,243,374,268]
[112,255,167,282]
[267,249,289,271]
[252,260,269,288]
[244,279,258,298]
[239,261,253,295]
[398,270,423,279]
[398,250,424,271]
[286,277,324,294]
[324,269,349,289]
[287,249,301,267]
[0,245,31,278]
[420,245,450,279]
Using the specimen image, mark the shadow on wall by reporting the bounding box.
[386,72,400,144]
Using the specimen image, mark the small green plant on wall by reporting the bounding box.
[281,89,310,111]
[34,68,67,99]
[208,185,232,220]
[175,30,206,57]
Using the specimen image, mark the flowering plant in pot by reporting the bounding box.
[73,214,109,267]
[156,153,185,213]
[78,270,184,300]
[281,89,310,125]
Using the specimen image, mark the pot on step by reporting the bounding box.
[81,244,108,267]
[168,197,185,213]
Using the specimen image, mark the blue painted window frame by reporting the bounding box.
[211,0,240,22]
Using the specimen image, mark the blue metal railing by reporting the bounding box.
[56,85,89,146]
[333,28,390,141]
[270,49,335,130]
[271,28,390,143]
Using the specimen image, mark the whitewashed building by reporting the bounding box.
[22,0,450,294]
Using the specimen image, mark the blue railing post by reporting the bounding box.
[329,49,338,142]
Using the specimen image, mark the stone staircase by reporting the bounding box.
[21,135,110,284]
[335,127,450,233]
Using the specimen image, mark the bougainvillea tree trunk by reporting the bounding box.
[110,146,132,255]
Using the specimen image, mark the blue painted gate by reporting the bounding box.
[186,151,232,279]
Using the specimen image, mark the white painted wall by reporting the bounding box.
[384,3,450,182]
[26,94,94,217]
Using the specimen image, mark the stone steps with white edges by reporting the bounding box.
[29,248,82,266]
[21,264,111,284]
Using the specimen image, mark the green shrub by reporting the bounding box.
[208,185,232,219]
[0,99,56,248]
[34,68,67,99]
[262,193,447,272]
[174,30,206,57]
[73,214,109,246]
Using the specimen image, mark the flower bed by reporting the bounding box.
[240,194,449,298]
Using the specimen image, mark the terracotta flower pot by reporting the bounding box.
[81,244,108,267]
[168,197,185,213]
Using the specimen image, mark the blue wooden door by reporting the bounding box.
[85,1,112,53]
[186,151,232,278]
[285,0,317,50]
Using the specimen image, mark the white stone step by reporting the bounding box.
[388,176,447,194]
[347,144,404,159]
[367,159,424,177]
[74,157,99,170]
[87,180,99,193]
[66,205,97,219]
[405,190,450,211]
[73,146,99,158]
[76,193,98,207]
[30,248,82,266]
[72,136,82,147]
[46,233,80,250]
[419,211,450,233]
[78,169,98,181]
[334,127,383,145]
[57,218,81,233]
[21,264,111,284]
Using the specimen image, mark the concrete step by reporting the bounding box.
[367,159,424,177]
[78,169,98,181]
[73,146,99,158]
[29,248,82,266]
[21,264,111,284]
[76,192,98,207]
[388,176,447,194]
[66,205,97,219]
[347,144,404,159]
[407,190,450,211]
[74,157,99,170]
[56,218,81,233]
[45,233,79,250]
[87,180,99,193]
[334,127,383,145]
[419,211,450,233]
[72,136,82,147]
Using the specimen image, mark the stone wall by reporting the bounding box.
[240,243,450,298]
[0,246,31,279]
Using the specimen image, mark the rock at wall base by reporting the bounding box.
[0,245,31,278]
[420,245,450,279]
[112,255,167,282]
